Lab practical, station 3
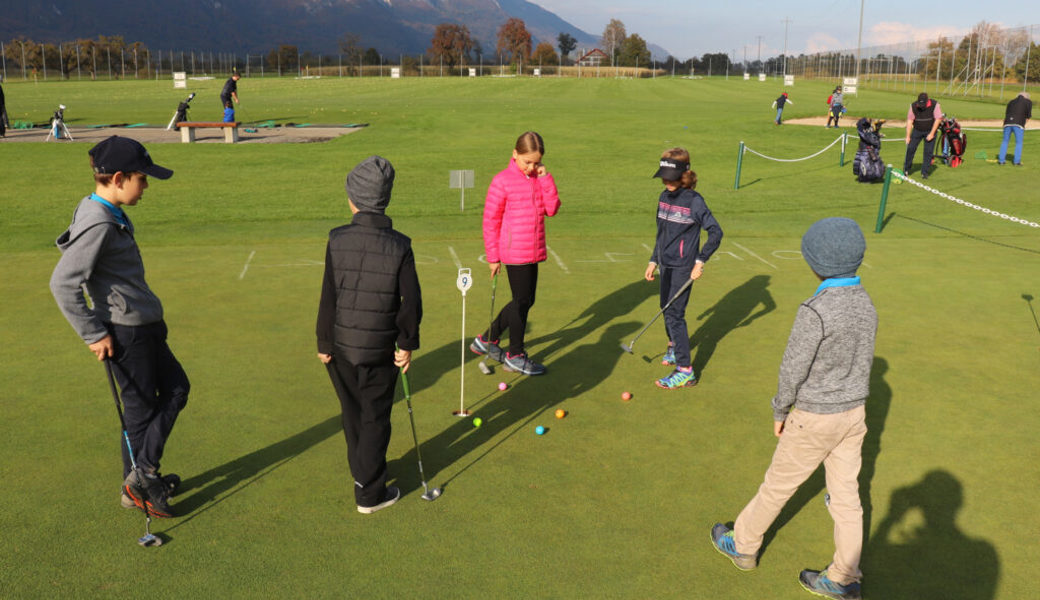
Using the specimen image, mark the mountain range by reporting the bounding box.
[0,0,665,59]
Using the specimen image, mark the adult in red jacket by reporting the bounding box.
[470,131,560,375]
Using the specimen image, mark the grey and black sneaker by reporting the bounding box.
[710,523,758,571]
[123,469,175,518]
[357,486,401,514]
[122,473,179,509]
[799,568,861,600]
[469,335,505,362]
[503,352,546,375]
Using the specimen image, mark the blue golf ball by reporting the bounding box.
[535,425,546,435]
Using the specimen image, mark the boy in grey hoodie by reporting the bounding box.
[50,136,188,518]
[710,217,877,600]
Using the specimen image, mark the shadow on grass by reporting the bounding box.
[888,213,1040,255]
[1023,293,1040,337]
[687,274,776,379]
[390,279,654,493]
[863,470,999,599]
[757,356,891,560]
[166,415,341,528]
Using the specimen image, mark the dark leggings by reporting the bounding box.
[485,263,538,356]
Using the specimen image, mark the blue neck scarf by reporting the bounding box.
[90,193,131,231]
[815,276,860,296]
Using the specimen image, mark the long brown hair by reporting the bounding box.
[515,131,545,155]
[661,147,697,190]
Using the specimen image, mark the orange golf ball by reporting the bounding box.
[555,409,566,419]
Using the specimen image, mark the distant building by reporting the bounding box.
[577,49,609,67]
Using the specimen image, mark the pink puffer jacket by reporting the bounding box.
[483,159,561,265]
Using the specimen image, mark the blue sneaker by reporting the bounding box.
[710,523,757,570]
[661,345,676,366]
[502,352,546,375]
[655,367,696,389]
[469,335,504,362]
[799,569,862,600]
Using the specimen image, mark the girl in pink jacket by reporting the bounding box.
[469,131,560,375]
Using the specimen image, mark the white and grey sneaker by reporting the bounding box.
[469,335,505,362]
[502,352,546,376]
[357,486,401,514]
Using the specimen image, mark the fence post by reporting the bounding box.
[734,141,746,190]
[875,165,893,233]
[839,133,847,167]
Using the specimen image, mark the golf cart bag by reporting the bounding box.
[852,117,886,183]
[938,116,966,168]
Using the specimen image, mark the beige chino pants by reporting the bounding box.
[734,405,867,585]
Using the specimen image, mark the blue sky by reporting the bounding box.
[532,0,1040,60]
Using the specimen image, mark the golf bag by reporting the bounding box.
[172,93,195,130]
[938,116,967,168]
[852,117,886,183]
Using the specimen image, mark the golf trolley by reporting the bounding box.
[45,104,73,141]
[166,92,196,130]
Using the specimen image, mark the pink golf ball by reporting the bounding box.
[498,382,508,391]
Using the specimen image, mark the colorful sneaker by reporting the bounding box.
[656,367,696,389]
[799,569,861,600]
[357,486,401,514]
[503,352,546,375]
[710,523,757,570]
[123,469,175,518]
[469,335,504,362]
[661,345,676,366]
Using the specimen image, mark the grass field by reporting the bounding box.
[1,75,1038,599]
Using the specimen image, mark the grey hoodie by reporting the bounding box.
[50,195,163,343]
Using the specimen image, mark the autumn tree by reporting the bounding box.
[339,33,362,73]
[557,32,576,65]
[428,23,475,69]
[531,42,559,66]
[600,19,626,64]
[618,34,650,67]
[267,44,299,75]
[496,17,532,64]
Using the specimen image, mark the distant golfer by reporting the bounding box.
[903,92,942,179]
[772,92,792,125]
[50,136,188,518]
[826,87,844,128]
[711,217,877,600]
[220,72,241,122]
[643,147,723,389]
[998,91,1032,166]
[0,74,8,137]
[316,156,423,515]
[469,131,561,376]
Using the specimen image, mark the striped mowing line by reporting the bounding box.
[239,250,256,280]
[731,242,778,270]
[547,245,570,273]
[448,246,462,269]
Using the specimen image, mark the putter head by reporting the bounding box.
[620,343,634,354]
[452,410,472,417]
[477,361,493,375]
[138,534,162,547]
[421,486,442,501]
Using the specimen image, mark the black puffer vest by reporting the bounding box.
[912,101,936,132]
[328,212,410,365]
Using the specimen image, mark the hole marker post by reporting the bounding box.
[875,165,893,233]
[449,169,475,212]
[454,268,473,416]
[840,133,847,167]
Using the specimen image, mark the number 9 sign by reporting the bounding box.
[456,268,473,296]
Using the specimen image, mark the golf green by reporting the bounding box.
[1,76,1037,599]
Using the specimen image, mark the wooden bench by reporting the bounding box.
[176,121,240,143]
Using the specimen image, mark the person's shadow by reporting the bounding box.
[863,470,999,599]
[684,275,776,378]
[756,356,892,559]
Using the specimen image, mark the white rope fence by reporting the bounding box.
[743,135,845,163]
[890,169,1040,228]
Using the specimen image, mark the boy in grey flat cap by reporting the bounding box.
[316,155,423,514]
[711,217,877,600]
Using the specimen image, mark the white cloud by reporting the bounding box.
[805,33,843,54]
[867,22,970,47]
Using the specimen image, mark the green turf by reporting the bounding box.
[1,76,1038,599]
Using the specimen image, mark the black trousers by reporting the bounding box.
[903,129,935,176]
[326,359,398,507]
[485,263,538,356]
[109,321,190,477]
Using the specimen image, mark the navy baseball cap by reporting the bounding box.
[89,136,173,180]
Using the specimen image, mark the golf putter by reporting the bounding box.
[477,272,499,375]
[621,278,694,354]
[400,368,442,501]
[105,360,162,548]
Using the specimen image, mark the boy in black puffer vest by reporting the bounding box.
[316,155,423,514]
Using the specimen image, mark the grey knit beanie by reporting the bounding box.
[801,217,865,278]
[346,156,395,213]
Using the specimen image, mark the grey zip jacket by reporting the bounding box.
[50,196,163,344]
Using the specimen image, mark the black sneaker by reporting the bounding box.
[357,486,401,514]
[124,469,175,518]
